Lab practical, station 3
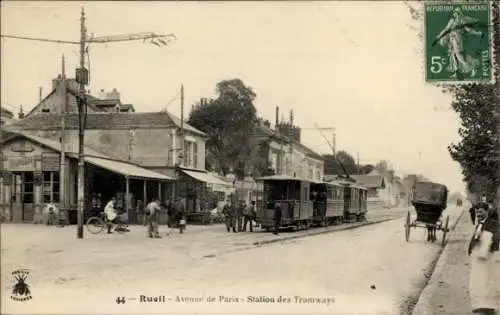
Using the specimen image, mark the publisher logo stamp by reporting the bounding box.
[10,269,32,302]
[425,2,493,83]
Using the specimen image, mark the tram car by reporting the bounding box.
[310,181,345,226]
[341,182,368,223]
[256,175,314,231]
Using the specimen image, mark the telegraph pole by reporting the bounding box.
[76,7,87,238]
[1,9,177,236]
[60,55,67,218]
[357,152,360,174]
[175,84,184,200]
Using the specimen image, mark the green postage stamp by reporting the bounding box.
[425,2,493,83]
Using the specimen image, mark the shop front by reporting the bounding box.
[0,133,174,224]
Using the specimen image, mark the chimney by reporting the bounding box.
[18,105,24,119]
[290,109,294,125]
[275,106,279,129]
[39,87,42,103]
[52,75,62,90]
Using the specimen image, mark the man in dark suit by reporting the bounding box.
[468,201,499,315]
[273,201,282,235]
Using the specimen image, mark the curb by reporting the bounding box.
[409,209,466,315]
[252,216,401,247]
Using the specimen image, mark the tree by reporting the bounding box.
[359,164,375,175]
[323,151,358,175]
[406,1,500,204]
[187,79,258,177]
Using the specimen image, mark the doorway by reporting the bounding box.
[11,172,35,222]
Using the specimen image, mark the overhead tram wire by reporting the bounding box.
[313,123,352,181]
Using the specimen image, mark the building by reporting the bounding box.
[243,107,324,204]
[1,107,15,126]
[25,76,135,117]
[0,76,230,222]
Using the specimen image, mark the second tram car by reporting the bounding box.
[310,181,345,226]
[342,182,368,222]
[256,176,369,232]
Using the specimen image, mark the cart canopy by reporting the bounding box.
[412,181,448,207]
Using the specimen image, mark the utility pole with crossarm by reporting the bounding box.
[2,7,177,238]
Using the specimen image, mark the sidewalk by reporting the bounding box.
[412,210,500,315]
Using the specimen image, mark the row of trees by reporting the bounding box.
[187,79,376,179]
[406,2,500,203]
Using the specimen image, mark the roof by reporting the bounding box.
[93,99,121,107]
[350,174,386,189]
[85,156,173,180]
[256,175,310,181]
[252,124,323,161]
[1,107,14,119]
[6,112,207,136]
[4,131,116,159]
[180,169,231,186]
[3,131,173,181]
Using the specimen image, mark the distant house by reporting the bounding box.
[25,76,135,117]
[1,107,15,126]
[351,170,386,199]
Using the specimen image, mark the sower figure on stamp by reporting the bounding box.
[434,7,484,79]
[467,201,499,315]
[146,198,162,238]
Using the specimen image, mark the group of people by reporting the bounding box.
[103,196,186,239]
[222,199,258,233]
[467,195,499,315]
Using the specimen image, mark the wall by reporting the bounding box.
[0,138,74,222]
[27,80,98,116]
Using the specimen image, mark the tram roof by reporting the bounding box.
[256,175,311,182]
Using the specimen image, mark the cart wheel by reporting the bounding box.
[441,215,450,246]
[405,211,411,242]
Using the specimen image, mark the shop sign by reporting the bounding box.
[6,156,34,171]
[10,141,34,153]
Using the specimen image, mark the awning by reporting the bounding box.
[85,156,174,181]
[181,169,231,187]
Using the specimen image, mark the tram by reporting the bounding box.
[310,180,345,226]
[256,175,314,231]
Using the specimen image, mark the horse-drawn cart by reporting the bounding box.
[405,181,450,246]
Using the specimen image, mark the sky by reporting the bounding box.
[1,1,465,194]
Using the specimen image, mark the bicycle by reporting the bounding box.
[86,212,129,234]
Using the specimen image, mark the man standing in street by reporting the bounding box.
[273,200,282,235]
[146,198,162,238]
[468,201,499,315]
[223,200,236,233]
[242,201,255,232]
[235,200,245,232]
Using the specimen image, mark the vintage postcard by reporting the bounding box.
[1,1,499,315]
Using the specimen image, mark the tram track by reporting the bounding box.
[200,210,407,258]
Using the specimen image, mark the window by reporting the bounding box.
[43,171,60,203]
[192,142,198,168]
[183,140,192,167]
[41,108,50,113]
[216,192,225,202]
